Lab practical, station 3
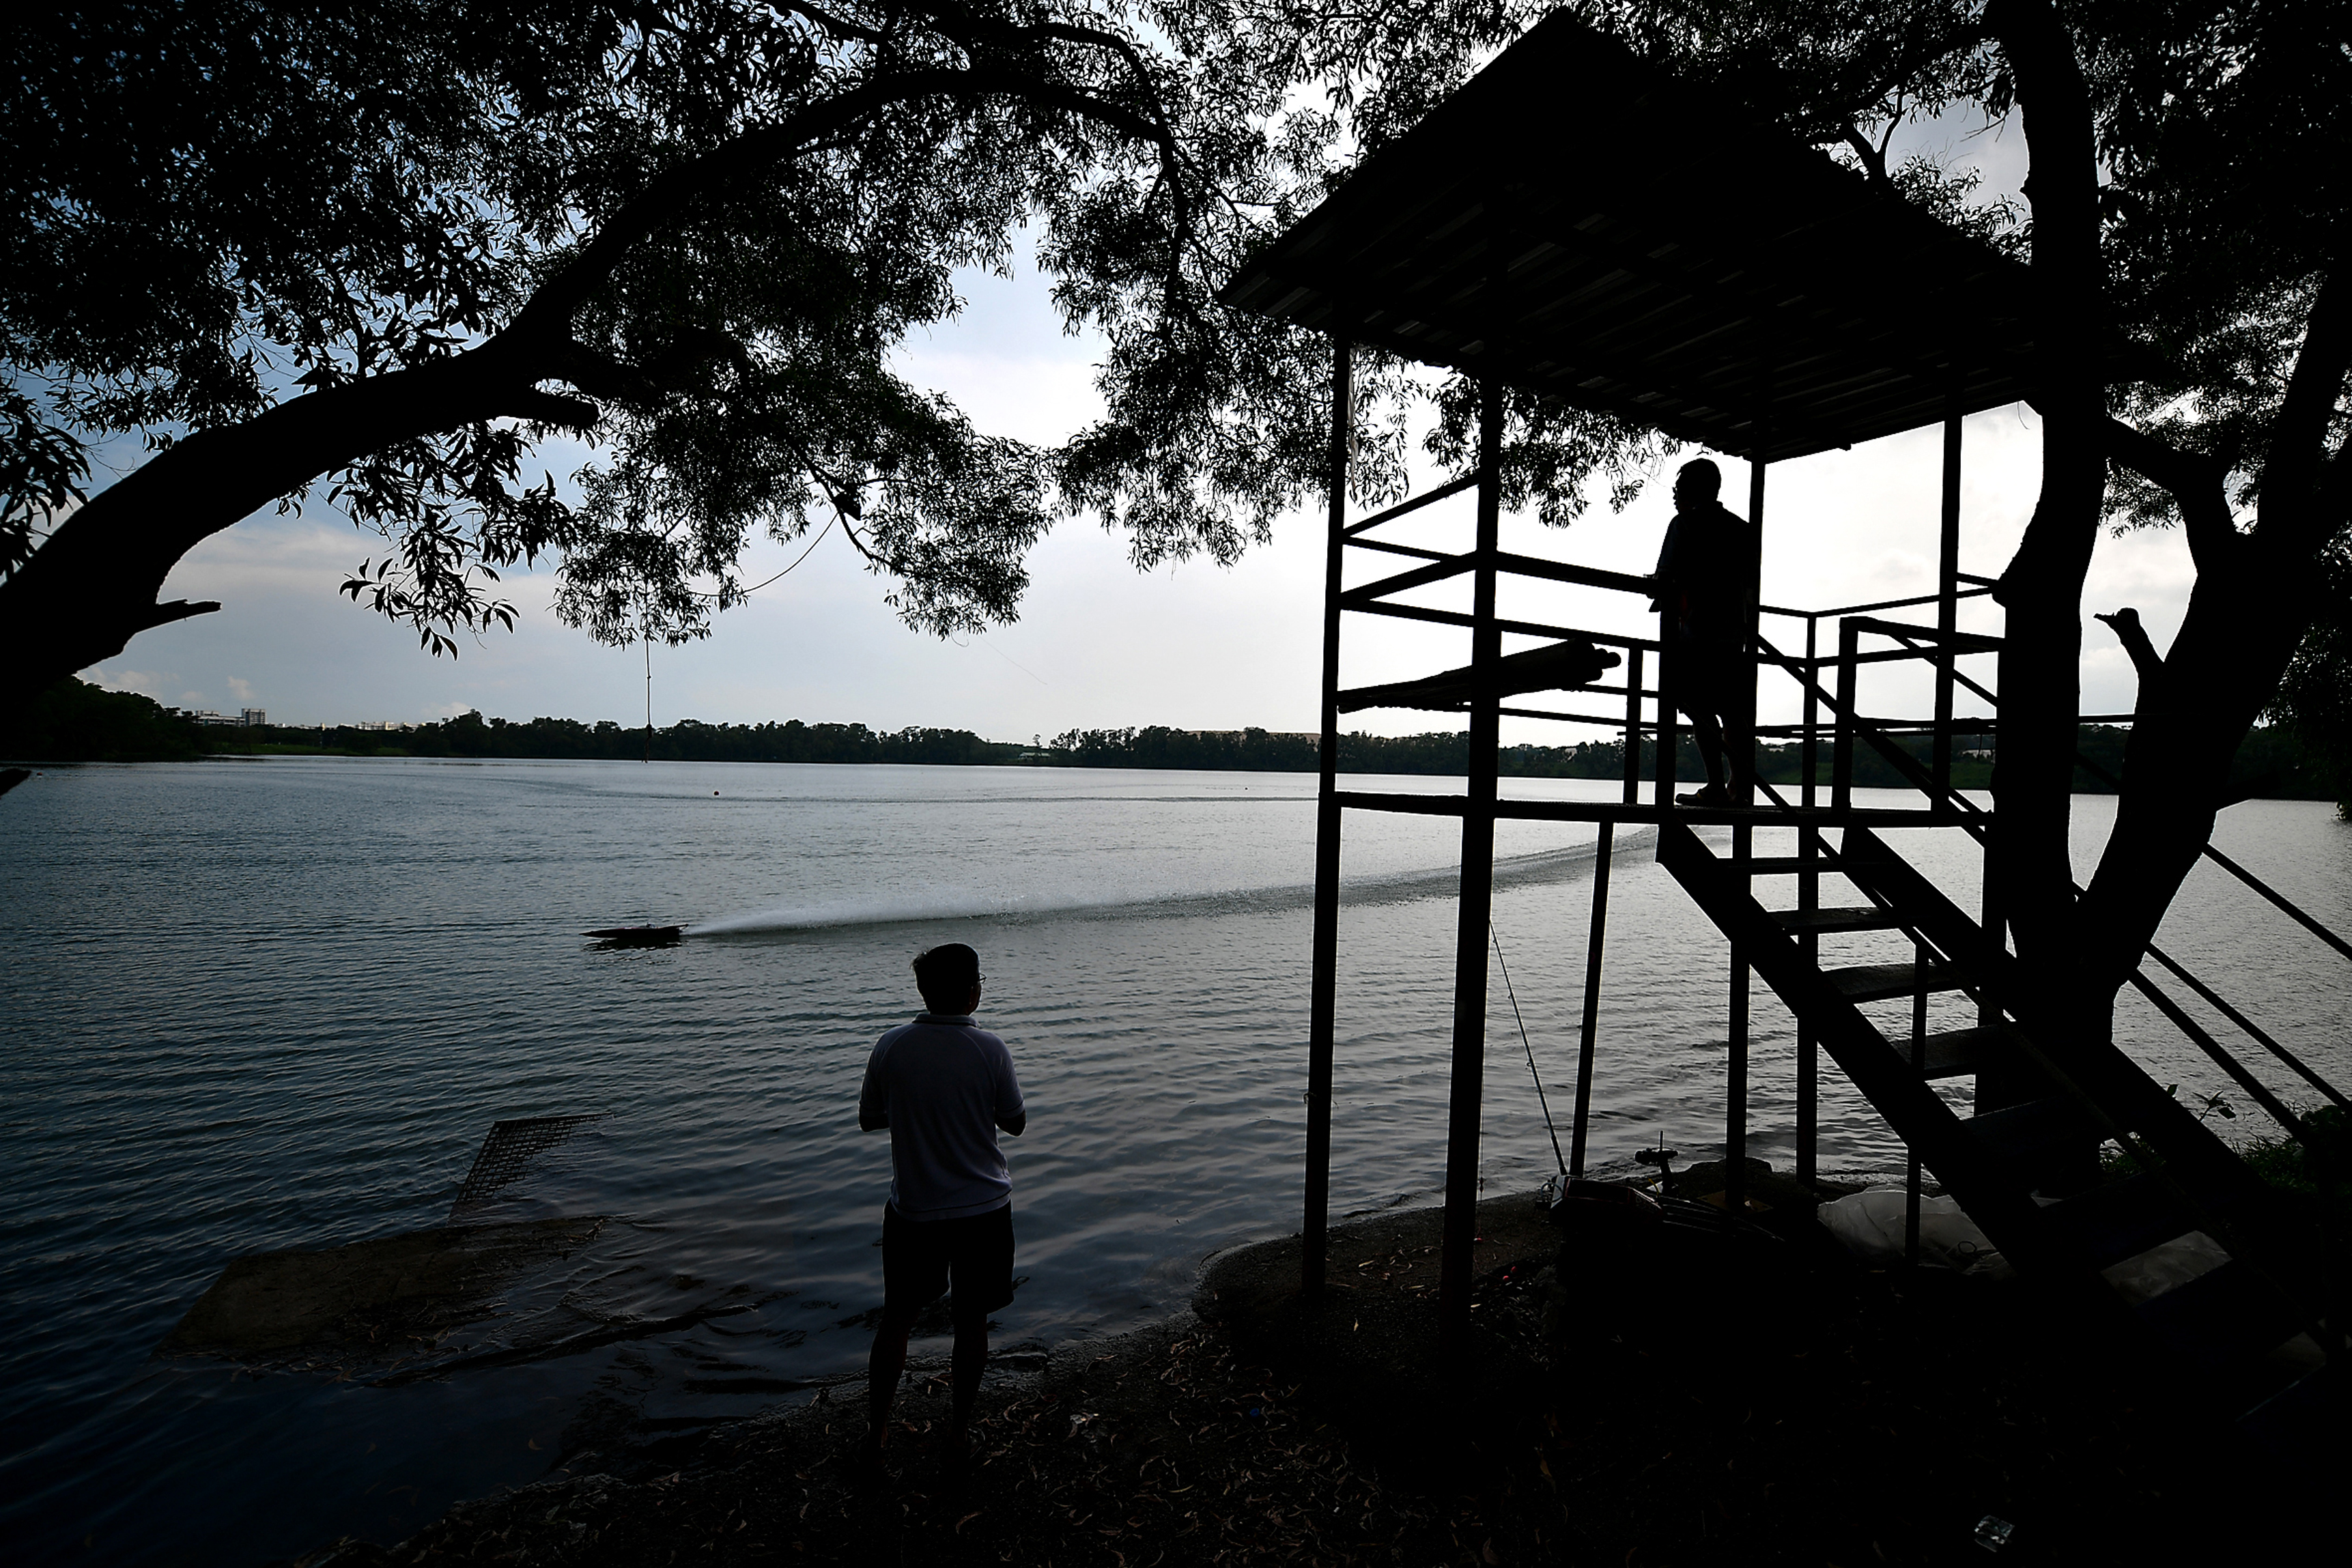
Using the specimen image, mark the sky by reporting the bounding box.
[76,91,2205,747]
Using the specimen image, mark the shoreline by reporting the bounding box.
[285,1187,2323,1566]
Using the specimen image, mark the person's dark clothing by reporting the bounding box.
[881,1200,1016,1320]
[1652,498,1754,651]
[1652,498,1756,791]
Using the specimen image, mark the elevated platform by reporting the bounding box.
[1216,8,2348,1453]
[1333,790,1977,829]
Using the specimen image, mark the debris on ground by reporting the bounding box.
[288,1188,2326,1566]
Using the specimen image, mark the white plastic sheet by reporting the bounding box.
[1819,1190,2241,1302]
[1816,1188,2011,1277]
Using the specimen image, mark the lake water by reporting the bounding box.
[3,758,2347,1563]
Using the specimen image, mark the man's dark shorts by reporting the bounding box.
[883,1201,1015,1321]
[1667,632,1740,718]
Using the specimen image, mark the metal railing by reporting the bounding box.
[1331,487,2350,1154]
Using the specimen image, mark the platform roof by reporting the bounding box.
[1219,13,2045,465]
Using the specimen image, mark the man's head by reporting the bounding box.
[912,943,982,1014]
[1673,458,1723,509]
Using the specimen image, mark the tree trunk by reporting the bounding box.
[2079,566,2303,983]
[1985,0,2112,1075]
[0,347,553,724]
[2079,262,2349,1014]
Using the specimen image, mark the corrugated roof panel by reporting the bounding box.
[1218,12,2045,462]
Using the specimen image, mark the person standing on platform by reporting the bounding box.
[1651,457,1757,806]
[856,942,1025,1477]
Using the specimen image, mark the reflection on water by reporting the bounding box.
[1,758,2344,1563]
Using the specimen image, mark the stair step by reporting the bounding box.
[2043,1173,2203,1272]
[2134,1260,2306,1373]
[1826,961,1966,1002]
[1963,1096,2106,1191]
[1773,904,1901,933]
[1884,1023,2017,1080]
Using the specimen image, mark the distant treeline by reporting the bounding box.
[1040,722,2328,798]
[5,678,211,762]
[324,711,1027,765]
[1,683,1028,767]
[5,678,2337,803]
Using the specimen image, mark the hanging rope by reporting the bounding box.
[737,512,840,597]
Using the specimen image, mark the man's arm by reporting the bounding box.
[858,1044,889,1132]
[1649,518,1677,612]
[995,1047,1025,1137]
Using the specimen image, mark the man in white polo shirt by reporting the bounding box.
[857,942,1025,1473]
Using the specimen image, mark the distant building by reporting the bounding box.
[186,710,238,727]
[240,708,266,727]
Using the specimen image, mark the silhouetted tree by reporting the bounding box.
[1,1,1381,709]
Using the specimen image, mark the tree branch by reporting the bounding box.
[1841,124,1889,186]
[838,514,899,571]
[510,69,983,342]
[546,330,745,406]
[513,56,1182,347]
[772,1,889,46]
[0,351,526,715]
[2256,266,2350,524]
[2094,606,2162,683]
[639,326,753,390]
[2101,415,2237,575]
[505,388,601,430]
[139,597,223,631]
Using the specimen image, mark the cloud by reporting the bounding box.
[227,676,255,702]
[87,666,177,698]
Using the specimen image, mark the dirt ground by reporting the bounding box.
[289,1188,2329,1567]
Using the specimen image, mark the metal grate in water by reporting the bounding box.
[449,1113,608,1221]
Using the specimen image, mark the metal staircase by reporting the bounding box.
[1658,816,2339,1444]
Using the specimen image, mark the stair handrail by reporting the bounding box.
[1868,622,2352,972]
[1753,630,2348,1132]
[1847,628,2351,1114]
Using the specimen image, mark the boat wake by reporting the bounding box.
[688,828,1653,937]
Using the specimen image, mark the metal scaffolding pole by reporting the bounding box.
[1724,454,1765,1217]
[1797,612,1820,1186]
[1437,373,1503,1337]
[1572,832,1613,1178]
[1570,646,1642,1175]
[1303,332,1350,1297]
[1935,391,1961,797]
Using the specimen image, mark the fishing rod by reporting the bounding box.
[1490,922,1567,1180]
